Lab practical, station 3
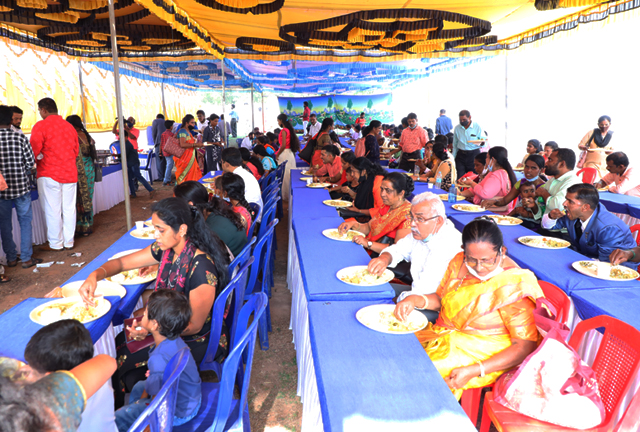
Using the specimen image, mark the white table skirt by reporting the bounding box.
[288,214,325,432]
[0,169,126,263]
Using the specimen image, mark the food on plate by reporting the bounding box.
[452,204,484,212]
[324,229,361,240]
[108,269,158,284]
[132,228,155,239]
[437,194,464,201]
[339,268,390,285]
[34,298,108,325]
[323,200,352,207]
[519,236,570,249]
[301,170,313,176]
[377,311,424,332]
[307,182,330,188]
[487,215,523,225]
[576,261,637,280]
[610,266,636,280]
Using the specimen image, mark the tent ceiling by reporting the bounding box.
[135,0,613,61]
[0,0,200,59]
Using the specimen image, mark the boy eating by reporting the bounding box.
[509,181,542,220]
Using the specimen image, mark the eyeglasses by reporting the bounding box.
[406,214,440,225]
[464,253,501,269]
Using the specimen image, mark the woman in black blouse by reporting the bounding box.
[79,197,230,406]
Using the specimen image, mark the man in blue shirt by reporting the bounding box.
[452,110,484,180]
[544,183,638,269]
[151,113,166,180]
[435,109,452,135]
[229,104,239,137]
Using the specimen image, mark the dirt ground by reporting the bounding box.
[0,181,303,431]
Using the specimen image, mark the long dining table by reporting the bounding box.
[287,168,475,432]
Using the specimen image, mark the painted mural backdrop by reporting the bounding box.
[277,93,393,128]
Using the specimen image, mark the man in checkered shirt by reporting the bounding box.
[0,105,43,270]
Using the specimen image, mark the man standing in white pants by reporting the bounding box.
[30,98,79,251]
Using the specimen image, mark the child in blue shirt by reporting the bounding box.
[115,289,202,431]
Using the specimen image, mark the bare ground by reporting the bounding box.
[0,181,303,432]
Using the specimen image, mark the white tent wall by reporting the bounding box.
[392,11,640,165]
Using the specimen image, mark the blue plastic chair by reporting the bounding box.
[140,148,155,183]
[128,347,190,432]
[261,170,277,190]
[247,203,261,239]
[200,256,254,379]
[258,198,280,289]
[173,293,268,432]
[228,237,256,282]
[244,219,278,350]
[261,181,279,202]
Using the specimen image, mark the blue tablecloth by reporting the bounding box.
[572,289,640,330]
[448,213,640,294]
[308,300,476,432]
[598,191,640,219]
[0,296,121,362]
[64,226,157,326]
[293,217,395,301]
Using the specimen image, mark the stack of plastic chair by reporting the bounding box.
[200,256,254,380]
[127,348,190,432]
[461,281,571,425]
[140,148,156,183]
[479,315,640,432]
[243,219,278,350]
[174,293,268,432]
[577,167,598,184]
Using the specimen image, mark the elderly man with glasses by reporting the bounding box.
[367,192,462,323]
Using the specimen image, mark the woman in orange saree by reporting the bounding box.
[338,172,413,255]
[175,115,204,184]
[403,217,543,400]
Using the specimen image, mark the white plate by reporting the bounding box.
[323,200,352,208]
[300,177,313,181]
[108,249,142,260]
[60,280,127,299]
[144,220,153,227]
[306,183,331,188]
[571,261,639,282]
[337,265,394,286]
[487,215,524,226]
[322,229,363,241]
[201,177,217,182]
[438,194,465,201]
[107,268,157,286]
[29,296,111,325]
[513,167,524,171]
[356,304,428,335]
[517,236,571,249]
[130,228,155,240]
[301,170,313,176]
[451,204,485,212]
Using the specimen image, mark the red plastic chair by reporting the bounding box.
[630,224,640,246]
[479,315,640,432]
[461,282,570,424]
[577,167,598,184]
[538,281,571,326]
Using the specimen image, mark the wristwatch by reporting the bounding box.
[367,241,373,249]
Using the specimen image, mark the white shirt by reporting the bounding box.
[241,137,252,150]
[233,166,263,221]
[197,119,209,131]
[309,122,321,138]
[383,220,462,299]
[350,130,361,140]
[542,207,594,230]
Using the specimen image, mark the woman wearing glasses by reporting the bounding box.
[412,217,543,400]
[338,172,413,255]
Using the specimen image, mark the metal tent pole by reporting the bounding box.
[108,0,132,231]
[504,55,508,148]
[161,82,167,117]
[261,92,265,132]
[221,61,226,140]
[250,83,255,131]
[78,61,87,125]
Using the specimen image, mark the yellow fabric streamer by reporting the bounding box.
[67,40,106,47]
[68,0,110,10]
[0,6,13,12]
[142,38,181,45]
[16,0,47,9]
[214,0,259,8]
[35,11,81,24]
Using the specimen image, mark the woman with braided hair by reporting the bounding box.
[174,181,248,256]
[66,115,97,236]
[220,172,254,236]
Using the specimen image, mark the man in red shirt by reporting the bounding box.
[398,112,427,172]
[314,145,343,184]
[30,97,79,251]
[302,101,311,134]
[112,116,139,150]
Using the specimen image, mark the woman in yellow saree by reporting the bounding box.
[175,114,204,184]
[405,217,543,400]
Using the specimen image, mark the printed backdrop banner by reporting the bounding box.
[278,93,393,128]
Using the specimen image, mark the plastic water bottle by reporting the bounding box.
[414,164,420,177]
[448,184,457,203]
[435,172,443,190]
